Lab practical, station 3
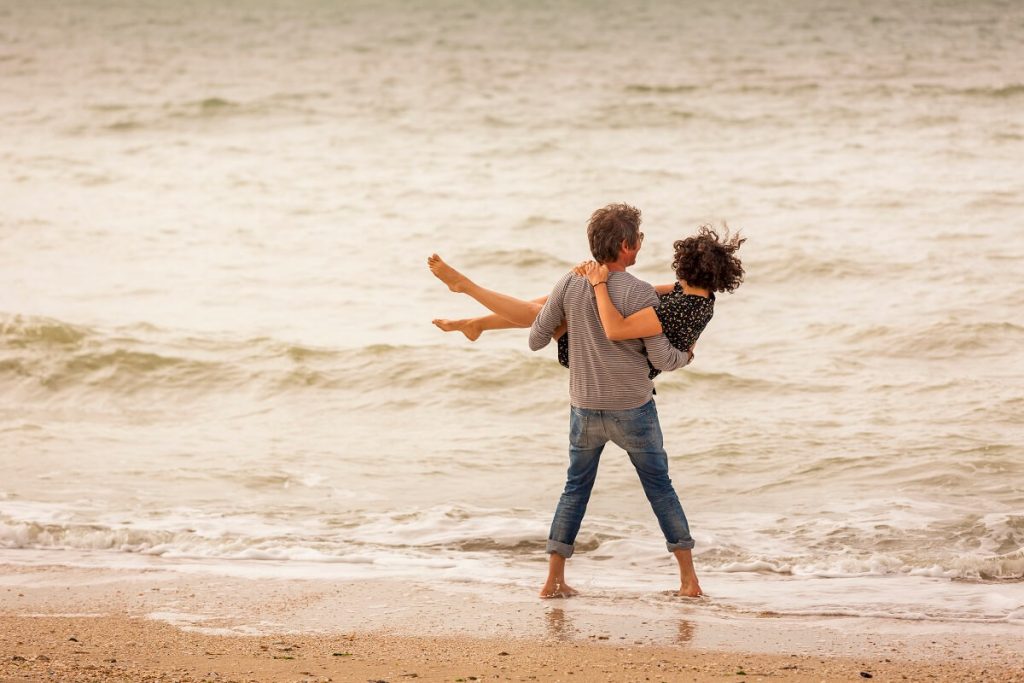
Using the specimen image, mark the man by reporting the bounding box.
[529,203,702,598]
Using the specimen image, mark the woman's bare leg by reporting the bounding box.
[432,314,519,342]
[428,254,543,327]
[433,310,566,343]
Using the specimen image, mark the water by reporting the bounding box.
[2,0,1023,628]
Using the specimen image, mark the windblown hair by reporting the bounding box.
[587,203,642,263]
[672,225,746,293]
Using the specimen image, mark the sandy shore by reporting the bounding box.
[2,560,1021,682]
[3,614,1021,683]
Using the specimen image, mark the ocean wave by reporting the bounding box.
[801,318,1024,360]
[458,248,575,270]
[1,316,244,394]
[73,91,329,135]
[915,83,1024,99]
[624,83,699,95]
[0,313,566,401]
[3,520,1017,582]
[0,317,89,346]
[971,396,1024,425]
[0,312,860,404]
[512,214,569,231]
[849,320,1024,358]
[589,105,697,129]
[752,249,894,283]
[729,82,821,95]
[0,504,552,562]
[3,503,1021,583]
[709,552,1024,582]
[656,369,797,393]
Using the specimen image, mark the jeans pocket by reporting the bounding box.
[569,408,588,448]
[619,401,662,450]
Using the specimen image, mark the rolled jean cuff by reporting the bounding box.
[546,539,575,558]
[666,538,695,552]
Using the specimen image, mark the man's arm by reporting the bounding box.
[644,332,691,371]
[529,273,570,351]
[632,282,690,371]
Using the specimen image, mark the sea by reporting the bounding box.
[1,0,1022,631]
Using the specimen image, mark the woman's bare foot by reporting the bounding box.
[539,580,579,599]
[427,254,470,293]
[432,318,481,342]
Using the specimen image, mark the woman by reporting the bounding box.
[428,226,745,362]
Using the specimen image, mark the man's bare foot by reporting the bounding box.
[672,549,702,598]
[678,580,703,598]
[432,318,481,342]
[539,580,579,599]
[427,254,469,293]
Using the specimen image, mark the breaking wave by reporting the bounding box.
[0,313,567,401]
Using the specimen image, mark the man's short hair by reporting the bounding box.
[588,203,642,263]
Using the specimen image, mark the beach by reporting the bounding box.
[3,564,1022,682]
[2,0,1023,679]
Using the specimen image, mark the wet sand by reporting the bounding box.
[3,614,1021,683]
[1,562,1021,682]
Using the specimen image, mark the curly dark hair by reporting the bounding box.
[672,225,746,293]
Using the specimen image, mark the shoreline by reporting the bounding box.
[2,562,1022,682]
[3,614,1020,683]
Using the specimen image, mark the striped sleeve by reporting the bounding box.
[528,273,570,351]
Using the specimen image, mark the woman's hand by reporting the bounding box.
[583,262,609,287]
[572,261,610,286]
[571,260,596,278]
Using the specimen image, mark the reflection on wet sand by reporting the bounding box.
[542,605,696,647]
[676,619,695,645]
[545,607,577,641]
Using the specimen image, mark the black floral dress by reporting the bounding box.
[557,282,714,378]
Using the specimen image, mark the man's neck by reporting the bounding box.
[603,258,630,272]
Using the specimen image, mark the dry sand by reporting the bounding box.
[2,561,1021,682]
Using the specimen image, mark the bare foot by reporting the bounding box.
[672,549,702,598]
[427,254,469,293]
[678,580,703,598]
[539,580,579,599]
[432,318,481,342]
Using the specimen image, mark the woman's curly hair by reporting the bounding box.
[672,225,746,293]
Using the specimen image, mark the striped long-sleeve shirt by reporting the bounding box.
[529,271,689,410]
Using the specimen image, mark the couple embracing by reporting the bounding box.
[429,203,744,599]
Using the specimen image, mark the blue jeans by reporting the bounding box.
[546,399,695,558]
